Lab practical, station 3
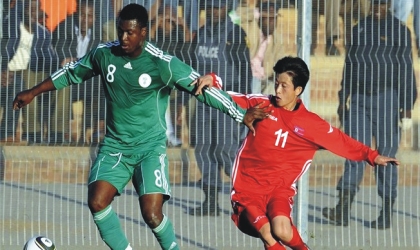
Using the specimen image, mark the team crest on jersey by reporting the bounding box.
[139,73,152,88]
[294,126,305,136]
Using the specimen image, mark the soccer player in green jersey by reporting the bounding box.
[12,3,267,250]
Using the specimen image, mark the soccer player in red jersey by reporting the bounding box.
[207,56,399,250]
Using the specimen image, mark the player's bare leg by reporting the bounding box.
[88,180,131,249]
[259,222,286,250]
[140,193,179,250]
[271,216,310,250]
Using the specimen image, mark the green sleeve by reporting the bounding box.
[160,56,246,123]
[51,48,98,90]
[194,87,246,123]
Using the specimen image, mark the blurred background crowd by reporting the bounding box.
[0,0,418,147]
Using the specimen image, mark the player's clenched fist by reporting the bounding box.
[12,77,56,110]
[13,89,35,110]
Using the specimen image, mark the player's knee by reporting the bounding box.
[141,208,163,228]
[88,188,112,213]
[258,224,276,246]
[271,223,293,242]
[87,181,117,213]
[141,205,163,228]
[139,194,165,228]
[88,196,110,213]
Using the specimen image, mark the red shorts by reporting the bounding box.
[231,189,294,238]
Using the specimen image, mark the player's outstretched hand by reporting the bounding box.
[190,75,213,95]
[244,102,272,136]
[190,73,223,95]
[13,89,35,110]
[374,155,400,166]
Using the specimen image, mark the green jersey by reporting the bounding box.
[51,41,246,153]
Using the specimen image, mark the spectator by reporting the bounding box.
[105,0,199,41]
[150,4,192,43]
[252,1,284,94]
[0,0,20,142]
[235,1,259,59]
[323,0,417,229]
[154,0,199,39]
[187,0,252,216]
[392,0,420,57]
[341,0,371,46]
[52,0,105,143]
[100,0,117,41]
[7,0,57,143]
[311,0,341,55]
[0,61,18,142]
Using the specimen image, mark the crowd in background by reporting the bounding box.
[0,0,418,145]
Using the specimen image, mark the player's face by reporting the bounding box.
[274,72,302,110]
[117,19,147,58]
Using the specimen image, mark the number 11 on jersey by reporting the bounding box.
[274,129,288,148]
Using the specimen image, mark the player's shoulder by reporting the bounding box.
[97,40,120,50]
[251,93,270,102]
[144,42,174,63]
[94,40,121,57]
[227,91,270,107]
[298,103,325,123]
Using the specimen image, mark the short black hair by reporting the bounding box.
[118,3,148,28]
[273,56,310,95]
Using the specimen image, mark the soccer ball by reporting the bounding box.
[23,236,56,250]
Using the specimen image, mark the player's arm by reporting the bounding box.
[164,57,270,127]
[191,75,271,134]
[51,49,98,90]
[191,74,270,110]
[303,117,398,166]
[163,57,244,122]
[13,46,99,110]
[13,77,56,110]
[326,130,399,166]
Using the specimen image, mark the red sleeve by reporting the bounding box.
[316,128,379,166]
[227,92,271,109]
[298,113,379,166]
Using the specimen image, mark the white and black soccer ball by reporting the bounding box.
[23,236,56,250]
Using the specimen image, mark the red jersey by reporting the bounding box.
[230,93,379,196]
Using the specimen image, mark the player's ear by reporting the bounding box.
[295,86,303,96]
[140,26,147,37]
